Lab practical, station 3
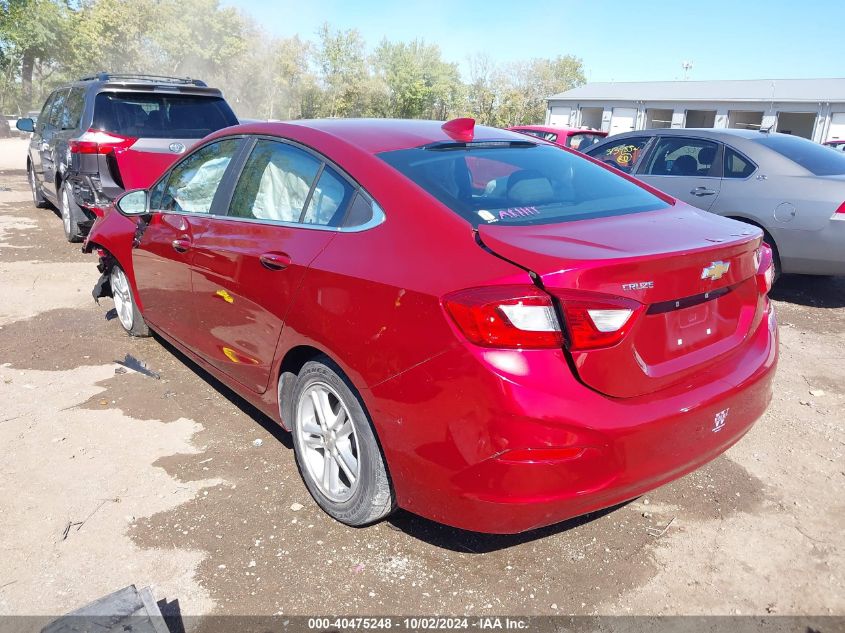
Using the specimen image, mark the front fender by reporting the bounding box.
[83,205,145,310]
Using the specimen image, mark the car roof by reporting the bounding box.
[221,118,540,154]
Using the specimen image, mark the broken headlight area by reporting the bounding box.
[92,252,116,304]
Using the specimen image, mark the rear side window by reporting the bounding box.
[568,133,604,151]
[724,148,756,178]
[586,137,649,173]
[229,140,322,222]
[302,166,354,226]
[379,143,669,227]
[59,87,85,130]
[93,92,238,139]
[757,134,845,176]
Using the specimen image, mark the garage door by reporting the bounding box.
[827,112,845,141]
[549,106,572,126]
[609,108,637,135]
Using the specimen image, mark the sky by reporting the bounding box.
[225,0,844,82]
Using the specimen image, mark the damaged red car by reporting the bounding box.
[83,118,778,534]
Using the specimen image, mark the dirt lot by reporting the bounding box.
[0,164,842,623]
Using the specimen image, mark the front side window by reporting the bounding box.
[156,139,240,214]
[586,137,649,173]
[643,137,719,177]
[724,147,756,178]
[379,142,669,227]
[35,93,57,133]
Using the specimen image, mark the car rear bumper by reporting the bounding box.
[368,301,777,534]
[780,218,845,276]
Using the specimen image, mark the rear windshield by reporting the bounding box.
[757,134,845,176]
[93,91,238,139]
[379,143,669,227]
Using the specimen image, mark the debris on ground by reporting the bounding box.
[41,584,172,633]
[115,354,161,380]
[809,389,826,397]
[290,502,304,512]
[646,517,676,538]
[252,438,263,447]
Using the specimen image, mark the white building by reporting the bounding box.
[545,79,845,142]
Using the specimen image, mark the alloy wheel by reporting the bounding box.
[110,267,134,332]
[295,382,361,503]
[30,169,38,205]
[61,187,72,237]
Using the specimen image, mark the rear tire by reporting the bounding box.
[290,357,395,526]
[60,182,84,242]
[109,264,149,337]
[29,165,49,209]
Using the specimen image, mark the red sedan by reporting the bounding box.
[507,125,607,152]
[84,118,777,534]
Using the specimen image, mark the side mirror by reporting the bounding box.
[116,189,149,215]
[16,118,34,133]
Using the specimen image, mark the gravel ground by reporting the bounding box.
[0,167,842,623]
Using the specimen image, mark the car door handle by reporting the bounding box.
[259,252,291,270]
[171,237,192,253]
[690,187,717,196]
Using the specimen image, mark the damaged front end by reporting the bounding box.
[92,251,115,304]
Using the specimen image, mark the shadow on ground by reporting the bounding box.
[771,274,845,309]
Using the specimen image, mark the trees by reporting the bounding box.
[0,1,586,125]
[0,0,71,110]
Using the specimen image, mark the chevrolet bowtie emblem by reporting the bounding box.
[701,261,730,281]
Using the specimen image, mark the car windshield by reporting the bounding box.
[93,92,238,139]
[379,142,670,227]
[756,134,845,176]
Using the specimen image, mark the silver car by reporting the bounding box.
[585,128,845,276]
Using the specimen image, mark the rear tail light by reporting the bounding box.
[69,129,137,155]
[551,291,644,351]
[756,244,775,294]
[442,285,562,349]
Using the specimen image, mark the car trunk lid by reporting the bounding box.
[478,206,766,398]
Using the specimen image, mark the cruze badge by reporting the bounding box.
[169,142,186,154]
[701,261,730,281]
[622,281,654,291]
[713,408,729,433]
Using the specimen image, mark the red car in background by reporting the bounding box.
[84,118,777,534]
[824,139,845,152]
[507,124,608,152]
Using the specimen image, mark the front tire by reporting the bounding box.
[109,264,149,337]
[290,357,394,526]
[29,165,49,209]
[60,182,84,242]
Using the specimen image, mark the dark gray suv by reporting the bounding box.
[17,73,239,241]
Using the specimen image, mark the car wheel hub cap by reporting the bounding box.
[295,383,360,503]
